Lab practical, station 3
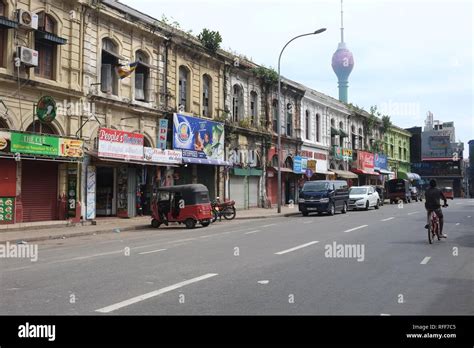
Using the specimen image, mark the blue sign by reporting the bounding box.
[173,113,229,165]
[157,119,168,150]
[305,168,313,178]
[294,156,302,173]
[374,153,388,170]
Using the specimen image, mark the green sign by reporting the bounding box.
[11,132,59,156]
[36,96,57,123]
[0,197,14,222]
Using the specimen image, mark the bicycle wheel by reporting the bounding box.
[428,223,433,244]
[223,206,236,220]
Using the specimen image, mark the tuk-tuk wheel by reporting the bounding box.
[201,219,211,227]
[185,218,196,229]
[151,219,161,228]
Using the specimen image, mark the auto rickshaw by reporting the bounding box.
[441,187,454,200]
[151,184,213,229]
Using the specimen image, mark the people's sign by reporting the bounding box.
[98,128,144,160]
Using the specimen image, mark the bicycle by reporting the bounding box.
[427,204,448,244]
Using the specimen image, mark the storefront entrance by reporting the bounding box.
[21,161,58,222]
[96,167,115,216]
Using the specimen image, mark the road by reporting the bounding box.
[1,199,473,315]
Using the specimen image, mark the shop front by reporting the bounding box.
[266,146,300,206]
[0,130,83,224]
[300,147,331,181]
[172,113,229,201]
[227,146,263,210]
[351,150,379,186]
[87,127,182,219]
[328,146,358,184]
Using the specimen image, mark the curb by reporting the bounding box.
[0,212,301,244]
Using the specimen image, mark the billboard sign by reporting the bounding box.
[143,147,182,164]
[173,113,228,165]
[421,131,462,160]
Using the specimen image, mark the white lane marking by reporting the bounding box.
[138,248,167,255]
[244,230,261,235]
[275,241,319,255]
[199,235,213,238]
[420,257,431,265]
[380,313,391,316]
[455,202,463,205]
[303,220,314,224]
[455,223,460,226]
[381,217,394,221]
[262,223,277,228]
[96,273,218,313]
[50,249,124,263]
[344,225,368,233]
[257,280,269,284]
[468,216,471,218]
[407,211,419,215]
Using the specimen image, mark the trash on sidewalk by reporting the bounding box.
[113,228,121,233]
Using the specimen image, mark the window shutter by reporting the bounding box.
[101,64,112,93]
[135,73,145,100]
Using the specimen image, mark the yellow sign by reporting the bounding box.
[307,159,317,171]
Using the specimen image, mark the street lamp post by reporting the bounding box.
[277,28,326,213]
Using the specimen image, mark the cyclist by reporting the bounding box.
[424,179,448,238]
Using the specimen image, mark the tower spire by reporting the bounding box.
[340,0,344,43]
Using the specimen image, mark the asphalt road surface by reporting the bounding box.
[1,199,473,315]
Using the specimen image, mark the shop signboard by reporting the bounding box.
[357,151,376,174]
[67,168,77,218]
[307,159,317,172]
[86,166,96,220]
[143,147,182,164]
[421,130,462,160]
[0,131,83,158]
[374,153,388,170]
[293,156,309,174]
[98,128,144,160]
[0,197,14,223]
[173,113,228,165]
[333,146,353,161]
[157,119,168,150]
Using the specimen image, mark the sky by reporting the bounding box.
[122,0,473,158]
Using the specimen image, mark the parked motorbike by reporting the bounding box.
[211,197,236,222]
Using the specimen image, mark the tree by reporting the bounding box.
[198,28,222,53]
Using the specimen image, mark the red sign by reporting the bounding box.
[357,151,375,174]
[300,150,327,160]
[98,128,144,160]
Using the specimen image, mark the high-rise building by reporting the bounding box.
[331,0,354,103]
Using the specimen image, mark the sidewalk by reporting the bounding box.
[0,206,300,244]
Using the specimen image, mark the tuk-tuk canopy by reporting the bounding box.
[156,184,210,205]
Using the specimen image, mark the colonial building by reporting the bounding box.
[0,0,84,224]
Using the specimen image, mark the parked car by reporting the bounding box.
[409,186,422,202]
[298,180,349,216]
[387,178,411,203]
[348,186,380,210]
[441,187,454,200]
[375,185,385,205]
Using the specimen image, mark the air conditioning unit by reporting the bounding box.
[17,47,39,67]
[16,10,39,30]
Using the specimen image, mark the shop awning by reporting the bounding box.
[330,127,340,136]
[182,157,231,166]
[269,166,294,173]
[406,172,421,181]
[35,31,68,45]
[339,129,349,138]
[375,168,394,175]
[351,168,378,175]
[0,16,18,29]
[328,169,358,179]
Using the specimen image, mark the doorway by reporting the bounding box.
[96,167,116,216]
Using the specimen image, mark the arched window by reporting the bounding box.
[0,1,6,68]
[315,113,321,142]
[34,12,57,79]
[101,38,119,95]
[178,66,190,111]
[232,84,243,122]
[250,91,258,126]
[305,110,310,140]
[134,50,150,102]
[202,74,212,117]
[284,156,293,169]
[331,118,335,127]
[358,127,363,150]
[143,136,152,148]
[271,154,278,167]
[286,103,292,137]
[26,121,57,134]
[272,99,278,133]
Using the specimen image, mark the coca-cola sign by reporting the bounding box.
[98,128,144,160]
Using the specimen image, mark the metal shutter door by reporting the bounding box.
[21,161,58,222]
[248,176,259,208]
[229,175,245,209]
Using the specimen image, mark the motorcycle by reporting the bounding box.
[211,197,236,222]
